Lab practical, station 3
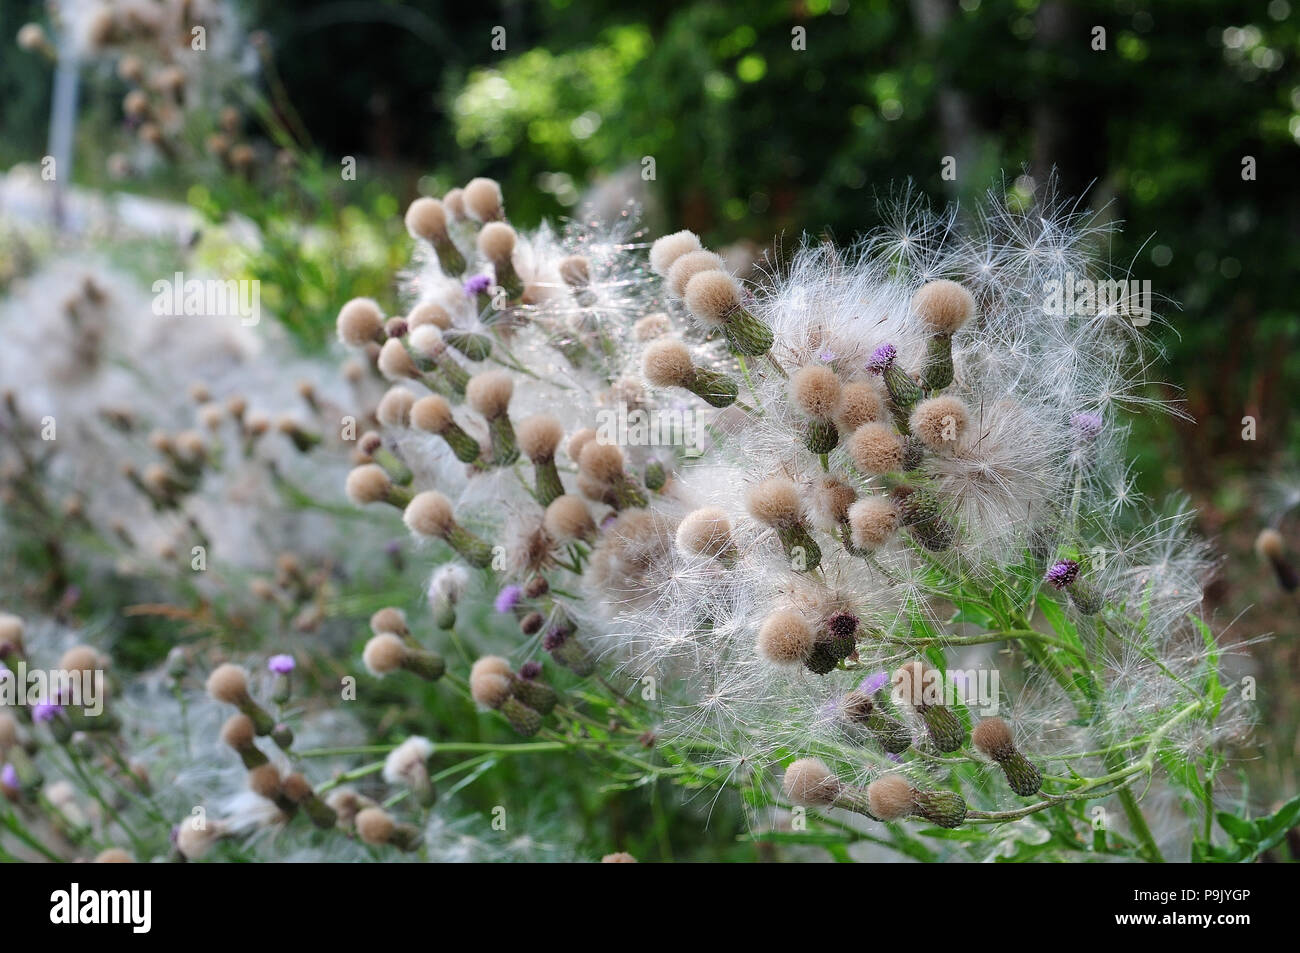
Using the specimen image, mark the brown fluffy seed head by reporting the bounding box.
[346,464,392,505]
[558,255,590,287]
[471,656,512,680]
[601,852,638,863]
[642,339,695,388]
[369,607,408,638]
[567,428,597,464]
[910,395,969,450]
[649,230,702,276]
[972,717,1016,760]
[849,423,904,475]
[790,365,842,419]
[466,370,513,419]
[848,497,901,549]
[462,177,503,221]
[666,249,724,298]
[1256,528,1285,561]
[355,807,395,845]
[408,324,446,360]
[404,197,448,242]
[408,302,452,330]
[376,387,416,428]
[836,381,885,432]
[336,298,384,347]
[476,221,517,264]
[247,763,282,799]
[782,758,840,806]
[892,660,937,708]
[517,415,564,462]
[58,646,100,674]
[220,714,256,750]
[746,477,803,528]
[94,848,134,863]
[469,669,512,709]
[579,441,626,484]
[675,507,734,559]
[443,188,466,220]
[281,773,313,803]
[404,491,455,538]
[634,312,673,341]
[684,270,741,327]
[757,609,816,665]
[363,633,407,676]
[377,338,416,381]
[912,279,975,335]
[867,774,914,820]
[410,395,454,434]
[544,495,595,541]
[808,476,857,530]
[206,664,249,705]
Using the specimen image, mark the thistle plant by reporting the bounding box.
[319,176,1263,863]
[0,167,1275,865]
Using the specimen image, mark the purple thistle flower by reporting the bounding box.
[887,752,904,763]
[867,343,897,371]
[0,763,17,789]
[519,660,543,680]
[32,701,62,723]
[1070,412,1103,440]
[463,274,492,296]
[267,654,295,675]
[494,584,524,614]
[818,348,836,363]
[859,671,889,695]
[1045,558,1080,589]
[542,627,569,651]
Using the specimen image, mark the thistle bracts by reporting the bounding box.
[283,774,339,830]
[868,343,922,417]
[805,418,839,454]
[431,236,467,276]
[543,624,597,677]
[1045,558,1103,615]
[445,523,495,569]
[920,333,955,390]
[532,457,566,506]
[687,366,739,407]
[840,689,913,754]
[911,788,968,828]
[973,717,1042,796]
[891,485,955,552]
[486,414,520,466]
[511,666,558,716]
[440,422,484,464]
[444,331,493,362]
[499,696,543,736]
[643,459,667,492]
[776,523,822,572]
[722,307,775,356]
[893,661,966,753]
